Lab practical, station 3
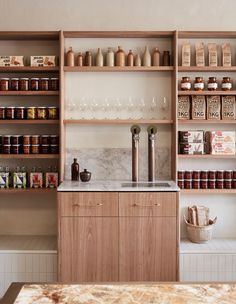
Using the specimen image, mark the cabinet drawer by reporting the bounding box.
[119,192,177,217]
[58,192,118,216]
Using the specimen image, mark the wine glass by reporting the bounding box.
[160,96,169,119]
[67,99,76,119]
[114,97,122,119]
[149,97,158,119]
[137,97,146,119]
[127,97,134,119]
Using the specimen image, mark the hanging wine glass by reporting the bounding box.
[160,96,169,119]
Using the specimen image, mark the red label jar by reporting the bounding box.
[224,180,232,189]
[208,170,216,179]
[217,170,224,179]
[185,170,192,179]
[3,144,11,154]
[208,179,216,189]
[11,144,20,154]
[224,170,232,179]
[193,170,201,179]
[11,135,22,145]
[3,135,11,145]
[178,170,185,180]
[201,170,208,179]
[184,179,192,189]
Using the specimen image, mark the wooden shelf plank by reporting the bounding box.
[178,31,236,39]
[181,189,236,194]
[0,120,59,125]
[63,119,173,125]
[0,66,59,73]
[178,154,236,159]
[0,188,57,193]
[178,90,236,96]
[63,31,174,38]
[0,154,59,159]
[178,119,236,124]
[178,66,236,72]
[0,91,59,96]
[0,31,59,40]
[64,66,174,72]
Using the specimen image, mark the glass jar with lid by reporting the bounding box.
[40,78,49,91]
[19,78,29,91]
[11,78,19,91]
[31,78,39,91]
[27,107,37,119]
[49,78,59,91]
[207,77,218,91]
[180,77,191,91]
[194,77,204,91]
[0,78,10,91]
[37,107,48,120]
[222,77,232,91]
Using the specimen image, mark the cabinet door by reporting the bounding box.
[119,216,177,281]
[59,217,118,282]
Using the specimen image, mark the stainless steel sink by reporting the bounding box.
[121,182,171,188]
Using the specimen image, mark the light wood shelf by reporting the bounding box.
[63,119,174,125]
[0,31,59,40]
[0,66,59,73]
[0,154,59,159]
[178,31,236,39]
[178,90,236,96]
[178,119,236,124]
[0,188,57,193]
[63,31,174,38]
[178,66,236,72]
[64,66,174,72]
[178,154,236,159]
[181,189,236,194]
[0,120,59,125]
[0,91,59,96]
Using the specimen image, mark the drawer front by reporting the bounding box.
[119,192,177,217]
[59,192,118,216]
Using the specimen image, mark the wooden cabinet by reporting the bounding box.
[58,191,179,282]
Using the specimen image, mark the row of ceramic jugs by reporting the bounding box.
[66,46,171,67]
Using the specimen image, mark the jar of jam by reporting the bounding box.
[181,77,191,91]
[50,144,59,154]
[178,180,184,189]
[192,170,201,179]
[200,179,208,189]
[0,107,5,119]
[11,144,20,154]
[208,170,216,179]
[178,170,185,180]
[41,144,50,154]
[23,135,31,145]
[11,78,19,91]
[48,107,59,120]
[31,135,40,145]
[225,179,232,189]
[31,144,39,154]
[217,170,224,179]
[11,135,22,145]
[208,77,218,91]
[40,78,49,91]
[194,77,204,91]
[216,179,224,189]
[50,135,59,145]
[19,78,29,91]
[200,170,208,179]
[3,144,11,154]
[222,77,232,91]
[37,107,48,120]
[23,145,30,154]
[41,135,50,145]
[50,78,59,91]
[31,78,39,91]
[3,135,11,145]
[15,107,25,120]
[0,78,10,91]
[27,107,37,120]
[233,170,236,179]
[185,170,192,179]
[208,179,216,189]
[192,180,200,189]
[184,179,192,189]
[224,170,232,179]
[6,107,15,119]
[232,180,236,189]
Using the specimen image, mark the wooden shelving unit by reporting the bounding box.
[0,66,59,73]
[181,189,236,194]
[0,91,59,96]
[0,154,59,159]
[178,66,236,72]
[63,119,174,125]
[0,120,59,125]
[178,90,236,96]
[178,119,236,124]
[178,154,236,159]
[64,66,174,72]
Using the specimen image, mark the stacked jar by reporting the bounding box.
[0,77,59,91]
[180,77,233,91]
[0,106,59,120]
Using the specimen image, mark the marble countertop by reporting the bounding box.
[57,180,179,192]
[13,283,236,304]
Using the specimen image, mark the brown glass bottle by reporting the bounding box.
[71,158,79,181]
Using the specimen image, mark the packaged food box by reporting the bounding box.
[179,130,204,143]
[222,96,235,120]
[0,56,24,66]
[178,96,190,120]
[205,131,235,144]
[207,96,221,120]
[30,56,56,67]
[191,96,206,120]
[179,143,205,155]
[0,172,9,188]
[45,172,58,188]
[211,142,235,155]
[30,172,43,188]
[13,172,27,189]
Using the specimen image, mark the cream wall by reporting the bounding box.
[0,0,235,31]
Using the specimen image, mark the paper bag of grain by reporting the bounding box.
[207,96,221,120]
[222,43,231,67]
[222,96,235,120]
[178,96,190,119]
[196,43,205,66]
[208,43,217,67]
[192,96,206,120]
[182,42,191,66]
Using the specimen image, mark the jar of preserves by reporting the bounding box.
[6,107,15,119]
[11,78,19,91]
[31,78,39,91]
[208,179,216,189]
[23,145,30,154]
[23,135,31,145]
[50,135,59,145]
[184,179,192,189]
[31,144,39,154]
[27,107,37,120]
[216,179,224,189]
[194,77,204,91]
[222,77,232,91]
[192,180,200,189]
[0,107,5,119]
[208,170,216,179]
[48,107,58,119]
[31,135,40,145]
[216,170,224,179]
[232,180,236,189]
[41,144,50,154]
[49,78,59,91]
[11,144,20,154]
[50,144,59,154]
[178,180,184,189]
[3,135,11,145]
[178,170,185,179]
[225,179,232,189]
[15,107,25,120]
[3,144,11,154]
[19,78,29,91]
[192,170,201,179]
[208,77,218,91]
[40,78,49,91]
[180,77,191,91]
[184,170,192,179]
[224,170,232,179]
[233,170,236,179]
[0,78,10,91]
[11,135,22,145]
[200,179,208,189]
[201,170,208,179]
[37,107,48,120]
[41,135,50,145]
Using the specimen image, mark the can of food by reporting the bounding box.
[31,144,39,154]
[0,78,10,91]
[11,144,20,154]
[233,171,236,179]
[208,179,216,189]
[31,78,39,91]
[31,135,40,145]
[37,107,47,120]
[15,107,25,119]
[185,170,192,179]
[48,107,59,119]
[200,179,208,189]
[6,107,15,119]
[201,170,208,179]
[23,135,31,145]
[41,135,50,145]
[192,179,200,189]
[40,78,49,91]
[23,145,30,154]
[50,144,59,154]
[217,170,224,179]
[232,180,236,189]
[208,170,216,179]
[41,144,50,154]
[3,144,11,154]
[27,107,37,119]
[184,179,192,189]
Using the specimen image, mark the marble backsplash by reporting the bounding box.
[65,147,171,181]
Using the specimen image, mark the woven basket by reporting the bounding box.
[184,215,217,244]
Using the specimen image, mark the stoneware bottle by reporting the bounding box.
[127,50,134,66]
[115,46,125,66]
[163,50,170,66]
[106,47,114,66]
[96,48,104,67]
[66,47,75,67]
[134,54,141,67]
[85,51,92,66]
[153,48,160,66]
[71,158,79,181]
[77,52,83,66]
[142,45,151,66]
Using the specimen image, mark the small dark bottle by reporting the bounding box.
[71,158,79,181]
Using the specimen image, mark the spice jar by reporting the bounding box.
[37,107,48,120]
[23,135,31,145]
[48,107,58,119]
[0,78,9,91]
[184,179,192,189]
[50,144,59,154]
[31,135,40,145]
[178,180,184,189]
[40,78,49,91]
[192,180,200,189]
[216,179,224,189]
[200,179,208,189]
[0,107,5,119]
[41,135,50,145]
[31,144,39,154]
[225,179,232,189]
[27,107,37,119]
[41,144,50,154]
[208,179,216,189]
[3,135,11,145]
[23,145,30,154]
[49,78,59,91]
[15,107,25,120]
[180,77,191,91]
[3,145,11,154]
[11,78,19,91]
[19,78,29,91]
[178,170,185,179]
[11,144,20,154]
[222,77,232,91]
[194,77,204,91]
[6,107,15,119]
[208,77,218,91]
[31,78,39,91]
[85,51,92,66]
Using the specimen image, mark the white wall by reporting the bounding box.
[0,0,235,31]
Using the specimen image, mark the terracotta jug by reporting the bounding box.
[66,47,75,67]
[127,50,134,66]
[115,46,125,66]
[77,52,83,66]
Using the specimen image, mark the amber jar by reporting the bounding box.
[31,144,39,154]
[41,135,50,145]
[40,78,49,91]
[222,77,232,91]
[192,170,201,179]
[224,170,232,179]
[0,78,9,91]
[208,170,216,179]
[27,107,37,120]
[50,78,59,91]
[0,107,5,119]
[6,107,15,119]
[201,170,208,179]
[208,179,216,189]
[185,170,192,179]
[31,135,40,145]
[31,78,39,91]
[216,170,224,179]
[184,179,192,189]
[194,77,204,91]
[15,107,25,120]
[50,135,59,145]
[85,51,92,66]
[19,78,29,91]
[225,179,232,189]
[208,77,218,91]
[50,144,59,154]
[23,135,31,145]
[3,135,11,145]
[37,107,48,120]
[23,145,30,154]
[11,78,19,91]
[216,179,224,189]
[11,135,22,145]
[41,144,50,154]
[11,144,20,154]
[3,144,11,154]
[48,107,58,119]
[200,179,208,189]
[178,180,184,189]
[180,77,191,91]
[178,170,185,179]
[192,179,200,189]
